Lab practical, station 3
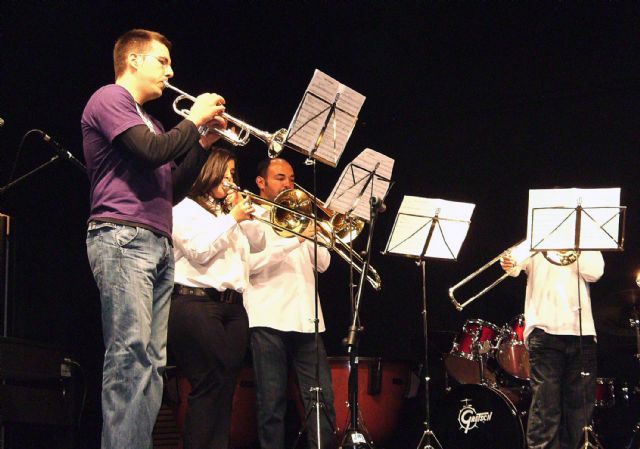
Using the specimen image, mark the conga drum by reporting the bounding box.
[329,357,409,446]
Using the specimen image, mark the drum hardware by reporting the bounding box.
[448,240,580,311]
[163,81,289,157]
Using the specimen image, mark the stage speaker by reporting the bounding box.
[0,337,79,449]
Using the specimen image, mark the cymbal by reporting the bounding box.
[593,289,640,337]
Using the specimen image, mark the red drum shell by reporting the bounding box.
[444,319,500,385]
[496,314,530,380]
[595,377,615,408]
[329,357,409,446]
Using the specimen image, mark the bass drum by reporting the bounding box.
[433,384,526,449]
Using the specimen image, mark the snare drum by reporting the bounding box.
[496,314,530,380]
[444,319,500,385]
[595,377,615,408]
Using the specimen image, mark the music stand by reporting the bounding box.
[527,187,626,449]
[286,71,365,449]
[282,69,365,167]
[327,150,393,449]
[383,196,475,449]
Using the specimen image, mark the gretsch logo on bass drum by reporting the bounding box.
[457,398,493,434]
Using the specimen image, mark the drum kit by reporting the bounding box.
[433,286,640,449]
[437,315,531,449]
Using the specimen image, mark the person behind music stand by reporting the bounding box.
[500,250,604,449]
[244,158,337,449]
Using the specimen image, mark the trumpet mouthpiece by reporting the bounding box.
[222,180,239,190]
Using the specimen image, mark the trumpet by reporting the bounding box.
[224,182,382,290]
[448,240,579,311]
[163,81,288,157]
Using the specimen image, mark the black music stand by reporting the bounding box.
[383,196,475,449]
[324,150,393,449]
[285,70,365,449]
[528,188,626,449]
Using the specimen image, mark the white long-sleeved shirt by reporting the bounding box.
[510,251,604,342]
[243,208,331,333]
[172,197,300,292]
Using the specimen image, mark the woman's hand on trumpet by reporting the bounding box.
[229,195,255,223]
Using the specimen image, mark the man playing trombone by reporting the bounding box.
[244,158,337,449]
[500,250,604,449]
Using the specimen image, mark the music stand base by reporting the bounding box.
[415,426,443,449]
[580,425,604,449]
[339,429,373,449]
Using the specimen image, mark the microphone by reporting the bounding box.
[37,130,86,172]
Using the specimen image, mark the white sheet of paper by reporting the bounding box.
[527,188,621,250]
[325,148,394,221]
[286,70,366,167]
[385,196,475,259]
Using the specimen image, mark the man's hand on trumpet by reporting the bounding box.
[186,92,227,146]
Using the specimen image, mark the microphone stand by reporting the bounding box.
[340,195,383,449]
[0,156,63,197]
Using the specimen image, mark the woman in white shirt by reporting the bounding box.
[168,147,260,449]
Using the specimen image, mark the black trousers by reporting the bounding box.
[168,293,249,449]
[527,328,597,449]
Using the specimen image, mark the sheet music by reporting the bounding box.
[385,196,475,260]
[527,188,621,250]
[286,70,365,167]
[325,148,394,221]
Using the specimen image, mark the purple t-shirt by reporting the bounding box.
[81,84,174,236]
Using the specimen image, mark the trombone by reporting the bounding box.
[448,240,580,311]
[224,182,382,290]
[163,81,288,158]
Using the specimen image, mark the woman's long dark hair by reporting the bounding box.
[188,147,239,198]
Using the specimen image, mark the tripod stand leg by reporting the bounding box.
[580,425,605,449]
[415,426,444,449]
[625,421,640,449]
[291,386,336,449]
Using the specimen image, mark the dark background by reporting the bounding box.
[1,2,640,448]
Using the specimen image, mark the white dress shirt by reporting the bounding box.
[510,251,604,342]
[244,208,331,333]
[172,197,270,292]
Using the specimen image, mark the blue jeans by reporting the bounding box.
[86,222,174,449]
[250,327,336,449]
[527,328,597,449]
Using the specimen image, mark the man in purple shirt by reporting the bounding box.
[81,29,226,449]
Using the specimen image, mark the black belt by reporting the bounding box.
[173,284,242,304]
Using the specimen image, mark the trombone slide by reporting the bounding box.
[448,240,534,311]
